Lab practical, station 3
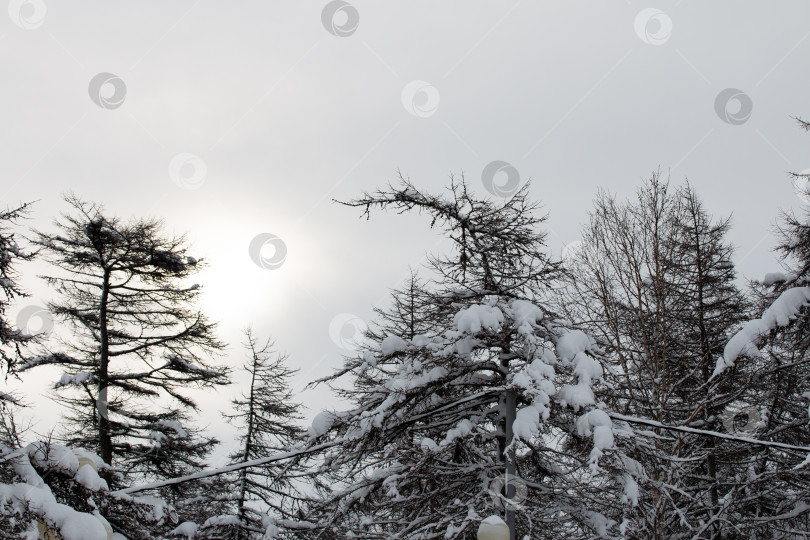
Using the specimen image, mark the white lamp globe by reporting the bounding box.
[477,515,509,540]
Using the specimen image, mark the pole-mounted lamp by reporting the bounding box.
[478,515,510,540]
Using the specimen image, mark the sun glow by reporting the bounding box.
[190,224,324,337]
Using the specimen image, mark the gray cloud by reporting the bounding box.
[2,1,809,462]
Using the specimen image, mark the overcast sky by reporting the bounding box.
[3,1,810,464]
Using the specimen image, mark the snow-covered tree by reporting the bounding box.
[18,195,229,486]
[0,440,178,539]
[296,176,632,539]
[556,174,755,538]
[709,121,810,536]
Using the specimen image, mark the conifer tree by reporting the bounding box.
[0,202,35,391]
[710,120,810,535]
[296,176,632,539]
[19,195,229,485]
[164,330,307,540]
[0,202,35,463]
[557,175,750,538]
[222,329,304,539]
[0,439,178,539]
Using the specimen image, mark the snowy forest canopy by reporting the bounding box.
[3,123,810,540]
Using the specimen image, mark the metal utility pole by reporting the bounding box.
[501,352,517,540]
[504,389,517,539]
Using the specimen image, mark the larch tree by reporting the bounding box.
[709,119,810,536]
[191,329,305,539]
[295,176,633,539]
[365,270,435,343]
[556,174,750,538]
[663,183,751,539]
[0,202,36,398]
[0,202,36,456]
[18,195,229,485]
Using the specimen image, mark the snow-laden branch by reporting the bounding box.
[713,286,810,378]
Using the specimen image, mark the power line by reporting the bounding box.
[610,412,810,454]
[113,439,340,495]
[114,412,810,495]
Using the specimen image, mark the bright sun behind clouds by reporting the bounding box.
[190,220,326,340]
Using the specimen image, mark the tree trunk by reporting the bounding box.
[236,346,259,539]
[98,268,113,465]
